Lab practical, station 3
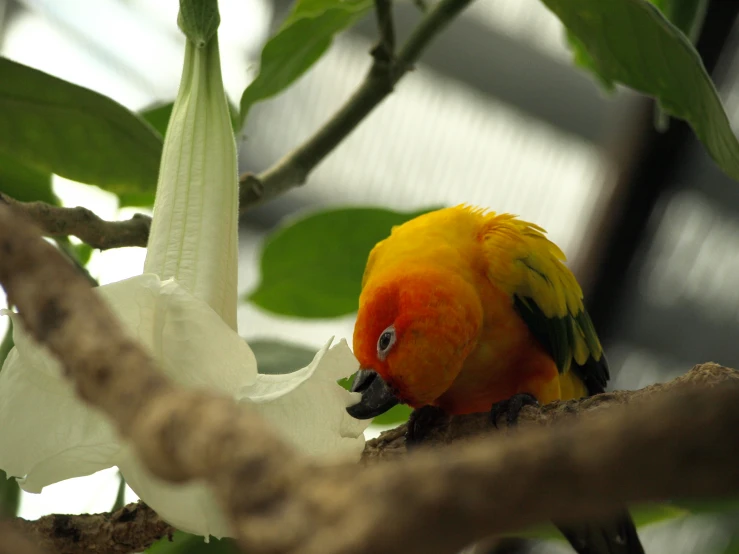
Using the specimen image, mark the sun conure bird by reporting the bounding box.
[346,204,645,554]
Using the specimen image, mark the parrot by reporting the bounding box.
[346,204,645,554]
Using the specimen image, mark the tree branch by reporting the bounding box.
[0,193,150,250]
[238,0,475,209]
[361,362,738,461]
[0,522,48,554]
[10,503,172,554]
[3,203,739,554]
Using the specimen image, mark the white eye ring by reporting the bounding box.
[376,325,396,361]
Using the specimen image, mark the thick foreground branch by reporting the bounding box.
[0,522,48,554]
[10,503,171,554]
[3,203,739,554]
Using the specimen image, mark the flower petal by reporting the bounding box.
[143,35,239,330]
[99,274,257,393]
[116,446,231,539]
[239,338,369,460]
[0,315,119,492]
[0,274,256,495]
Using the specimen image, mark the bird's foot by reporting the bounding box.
[406,405,449,450]
[489,393,539,429]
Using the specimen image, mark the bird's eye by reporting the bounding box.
[376,325,396,361]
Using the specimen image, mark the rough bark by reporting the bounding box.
[361,362,737,461]
[9,503,171,554]
[0,193,150,250]
[0,522,49,554]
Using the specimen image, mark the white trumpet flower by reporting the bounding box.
[0,1,368,538]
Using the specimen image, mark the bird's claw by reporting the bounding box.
[406,405,448,449]
[489,393,539,429]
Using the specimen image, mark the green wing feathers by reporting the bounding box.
[480,213,609,394]
[513,296,609,394]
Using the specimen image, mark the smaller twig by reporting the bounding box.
[10,502,171,554]
[239,0,476,210]
[0,193,151,250]
[372,0,396,66]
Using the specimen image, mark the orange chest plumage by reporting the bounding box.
[379,264,561,415]
[433,279,560,414]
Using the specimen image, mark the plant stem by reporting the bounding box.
[239,0,475,210]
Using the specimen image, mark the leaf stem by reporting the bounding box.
[373,0,396,64]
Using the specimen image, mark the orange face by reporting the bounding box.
[353,279,397,378]
[353,268,483,408]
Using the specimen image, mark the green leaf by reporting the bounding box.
[668,496,739,515]
[565,31,616,91]
[0,57,163,194]
[653,0,707,132]
[0,151,58,205]
[546,0,739,181]
[140,103,176,138]
[248,206,438,318]
[0,470,19,519]
[0,319,14,370]
[565,0,707,131]
[509,503,688,541]
[239,0,372,124]
[564,0,705,89]
[655,0,708,131]
[111,471,126,511]
[0,316,19,516]
[147,531,238,553]
[52,237,98,286]
[630,503,690,526]
[722,538,739,554]
[337,376,353,391]
[117,192,156,208]
[371,404,412,426]
[0,320,19,517]
[71,243,94,266]
[661,0,709,42]
[250,339,317,374]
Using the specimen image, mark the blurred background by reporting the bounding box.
[1,0,739,552]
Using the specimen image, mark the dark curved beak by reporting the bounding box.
[346,369,399,420]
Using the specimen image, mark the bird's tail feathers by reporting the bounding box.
[555,510,645,554]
